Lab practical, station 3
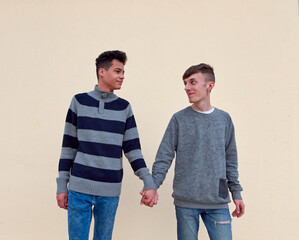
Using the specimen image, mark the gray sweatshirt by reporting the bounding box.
[152,107,243,209]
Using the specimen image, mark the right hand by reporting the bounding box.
[56,193,68,210]
[140,190,159,207]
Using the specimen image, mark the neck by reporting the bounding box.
[191,100,212,112]
[97,82,112,92]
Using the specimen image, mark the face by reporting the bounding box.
[98,59,125,92]
[183,72,215,104]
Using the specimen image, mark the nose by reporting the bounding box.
[184,83,190,91]
[120,73,125,80]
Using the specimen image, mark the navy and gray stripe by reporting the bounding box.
[57,86,156,196]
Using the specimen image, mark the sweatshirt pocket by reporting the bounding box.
[219,179,229,199]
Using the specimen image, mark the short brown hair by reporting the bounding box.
[182,63,215,82]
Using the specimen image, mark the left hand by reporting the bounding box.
[232,199,245,218]
[140,189,159,207]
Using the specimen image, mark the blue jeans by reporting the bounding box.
[175,206,232,240]
[68,190,119,240]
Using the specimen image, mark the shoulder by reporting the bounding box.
[214,108,232,119]
[74,92,88,101]
[105,97,130,111]
[116,97,130,108]
[213,108,234,128]
[173,106,192,118]
[73,92,98,107]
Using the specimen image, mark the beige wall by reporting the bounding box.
[1,0,298,239]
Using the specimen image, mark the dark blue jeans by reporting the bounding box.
[68,190,119,240]
[175,206,232,240]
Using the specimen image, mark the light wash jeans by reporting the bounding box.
[68,190,119,240]
[175,206,232,240]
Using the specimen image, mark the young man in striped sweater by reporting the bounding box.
[56,50,157,240]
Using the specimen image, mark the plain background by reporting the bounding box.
[1,0,298,239]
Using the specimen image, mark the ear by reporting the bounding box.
[207,82,215,92]
[98,68,106,78]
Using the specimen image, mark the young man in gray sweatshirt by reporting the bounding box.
[141,63,245,240]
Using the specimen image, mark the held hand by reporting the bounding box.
[140,190,159,207]
[232,199,245,218]
[56,193,68,210]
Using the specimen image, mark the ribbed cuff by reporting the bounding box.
[232,191,242,200]
[56,178,69,194]
[142,175,157,190]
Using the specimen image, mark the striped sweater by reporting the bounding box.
[56,86,156,196]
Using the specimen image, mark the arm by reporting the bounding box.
[151,116,178,188]
[140,116,178,207]
[56,96,78,209]
[225,116,245,217]
[122,105,157,198]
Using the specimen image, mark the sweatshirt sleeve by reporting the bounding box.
[122,104,156,190]
[152,116,178,189]
[225,116,243,200]
[56,96,78,194]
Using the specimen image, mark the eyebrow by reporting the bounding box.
[184,77,196,82]
[115,67,124,73]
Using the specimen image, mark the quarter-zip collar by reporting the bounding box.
[89,85,118,102]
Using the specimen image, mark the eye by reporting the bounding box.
[191,80,196,84]
[183,81,187,85]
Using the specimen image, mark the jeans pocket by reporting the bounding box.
[219,179,229,199]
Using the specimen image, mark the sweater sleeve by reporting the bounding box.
[122,104,156,190]
[225,116,243,200]
[56,96,78,194]
[152,116,178,189]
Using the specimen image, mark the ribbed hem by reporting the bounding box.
[174,198,229,209]
[142,175,157,190]
[56,178,68,194]
[232,191,242,200]
[68,175,122,197]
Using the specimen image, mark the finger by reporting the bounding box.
[153,196,157,205]
[153,193,159,205]
[232,210,236,217]
[57,199,63,207]
[58,201,67,209]
[235,203,240,215]
[64,197,68,210]
[139,190,145,196]
[140,195,146,205]
[232,211,239,217]
[144,199,151,206]
[238,204,245,217]
[148,197,155,207]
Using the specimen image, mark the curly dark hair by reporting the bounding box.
[95,50,127,79]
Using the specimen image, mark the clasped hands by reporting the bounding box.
[140,189,159,207]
